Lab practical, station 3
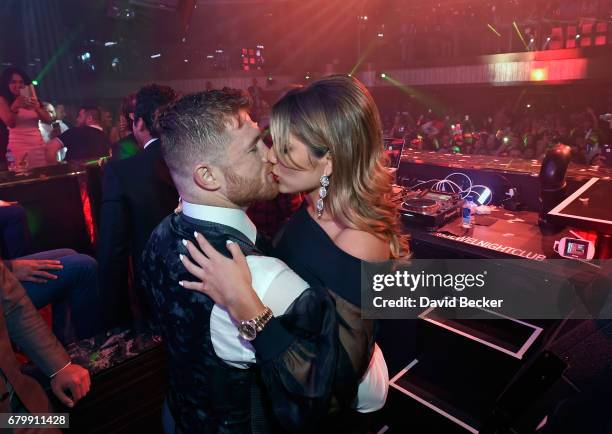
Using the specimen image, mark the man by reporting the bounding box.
[55,104,67,125]
[97,84,178,329]
[0,202,30,259]
[0,203,101,343]
[0,261,90,433]
[45,106,109,163]
[142,89,386,434]
[8,250,101,345]
[38,102,69,143]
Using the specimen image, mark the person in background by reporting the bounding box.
[97,84,178,330]
[100,107,114,139]
[38,102,69,143]
[110,92,139,161]
[0,202,101,344]
[437,133,453,153]
[0,67,51,169]
[55,104,67,124]
[55,104,77,128]
[523,146,536,160]
[0,112,7,171]
[247,78,265,122]
[0,202,30,259]
[389,113,408,139]
[45,106,109,163]
[6,249,102,345]
[0,260,90,426]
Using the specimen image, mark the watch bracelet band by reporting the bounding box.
[252,306,273,332]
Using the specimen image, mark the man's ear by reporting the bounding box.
[134,117,145,132]
[193,164,221,191]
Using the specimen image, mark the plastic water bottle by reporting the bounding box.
[461,198,475,229]
[6,149,16,172]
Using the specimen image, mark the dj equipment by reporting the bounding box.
[548,177,612,259]
[384,138,405,169]
[553,236,596,260]
[538,144,571,233]
[400,189,463,231]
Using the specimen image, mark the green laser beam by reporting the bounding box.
[35,24,84,83]
[350,41,378,76]
[381,73,446,114]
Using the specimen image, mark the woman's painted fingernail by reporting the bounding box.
[178,281,184,287]
[182,239,187,247]
[226,240,234,245]
[194,231,199,238]
[179,254,184,261]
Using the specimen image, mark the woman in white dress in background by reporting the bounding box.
[0,67,51,169]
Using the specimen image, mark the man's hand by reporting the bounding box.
[10,259,63,283]
[50,364,91,408]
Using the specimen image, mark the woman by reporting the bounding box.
[0,68,51,170]
[181,75,408,430]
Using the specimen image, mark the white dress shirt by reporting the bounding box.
[38,120,69,143]
[143,137,158,149]
[181,200,389,413]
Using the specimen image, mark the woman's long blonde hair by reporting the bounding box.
[270,75,408,258]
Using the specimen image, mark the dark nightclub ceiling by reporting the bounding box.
[1,0,610,101]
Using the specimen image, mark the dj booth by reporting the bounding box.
[394,149,612,260]
[375,149,612,434]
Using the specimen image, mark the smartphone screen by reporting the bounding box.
[19,86,32,98]
[19,85,36,100]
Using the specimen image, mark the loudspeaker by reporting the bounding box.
[538,144,571,234]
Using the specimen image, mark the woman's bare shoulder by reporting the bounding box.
[334,228,389,261]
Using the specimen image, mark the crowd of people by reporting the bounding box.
[384,105,611,166]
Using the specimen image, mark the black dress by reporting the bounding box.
[273,204,378,430]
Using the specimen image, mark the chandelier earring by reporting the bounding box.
[316,175,330,217]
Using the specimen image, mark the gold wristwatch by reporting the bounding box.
[238,306,273,341]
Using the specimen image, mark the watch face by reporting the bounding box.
[239,322,257,341]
